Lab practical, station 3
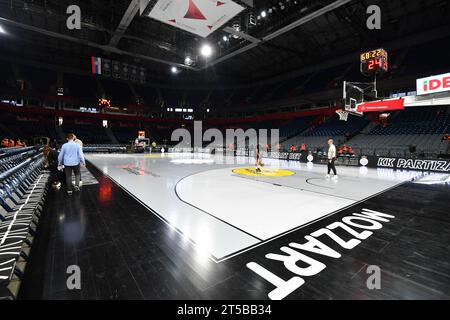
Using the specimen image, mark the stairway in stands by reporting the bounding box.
[55,125,65,141]
[105,127,119,144]
[0,123,16,139]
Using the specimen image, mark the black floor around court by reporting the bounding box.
[19,163,450,300]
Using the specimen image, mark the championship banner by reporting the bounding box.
[366,156,450,173]
[356,98,405,112]
[102,59,111,77]
[112,60,121,78]
[130,66,138,82]
[148,0,245,37]
[139,67,146,83]
[121,63,130,80]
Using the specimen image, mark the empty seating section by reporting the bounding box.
[401,41,450,77]
[63,73,97,101]
[303,64,348,93]
[270,75,311,101]
[160,88,182,107]
[0,124,17,140]
[101,79,133,104]
[280,116,318,140]
[304,115,369,137]
[147,126,173,143]
[0,147,50,299]
[348,107,450,156]
[134,85,159,105]
[62,124,111,144]
[370,107,448,135]
[186,90,207,108]
[284,115,369,151]
[0,61,15,90]
[206,90,225,107]
[349,134,449,157]
[19,66,56,94]
[230,88,250,106]
[7,121,58,140]
[111,127,141,143]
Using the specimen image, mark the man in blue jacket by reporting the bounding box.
[58,133,86,195]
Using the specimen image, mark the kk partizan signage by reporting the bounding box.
[416,72,450,96]
[148,0,245,37]
[367,156,450,173]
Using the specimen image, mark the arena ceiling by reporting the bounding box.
[0,0,449,86]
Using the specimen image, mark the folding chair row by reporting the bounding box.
[0,151,37,174]
[0,147,34,157]
[0,155,50,299]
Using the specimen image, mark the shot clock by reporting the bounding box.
[360,48,388,76]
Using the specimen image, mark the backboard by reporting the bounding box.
[343,81,378,116]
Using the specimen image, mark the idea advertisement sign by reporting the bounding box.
[416,72,450,96]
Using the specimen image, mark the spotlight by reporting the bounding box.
[222,35,229,42]
[0,25,5,34]
[200,44,212,57]
[261,10,267,18]
[232,23,241,39]
[184,56,193,66]
[171,66,178,74]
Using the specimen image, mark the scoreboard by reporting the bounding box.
[360,48,388,76]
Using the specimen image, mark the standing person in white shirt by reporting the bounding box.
[326,138,338,179]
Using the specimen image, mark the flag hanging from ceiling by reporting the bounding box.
[148,0,245,37]
[91,56,102,75]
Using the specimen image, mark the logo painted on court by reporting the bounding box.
[232,168,295,177]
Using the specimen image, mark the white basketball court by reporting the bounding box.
[86,153,422,262]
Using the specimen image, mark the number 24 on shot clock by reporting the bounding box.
[360,48,388,76]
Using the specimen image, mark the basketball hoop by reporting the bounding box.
[336,109,349,121]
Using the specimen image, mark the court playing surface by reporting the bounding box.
[86,153,422,262]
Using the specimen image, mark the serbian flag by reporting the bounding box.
[91,56,102,75]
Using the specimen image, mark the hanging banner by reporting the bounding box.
[148,0,245,37]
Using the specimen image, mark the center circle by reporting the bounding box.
[232,167,296,177]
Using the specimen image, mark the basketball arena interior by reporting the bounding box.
[0,0,449,306]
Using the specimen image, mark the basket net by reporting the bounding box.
[336,109,349,121]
